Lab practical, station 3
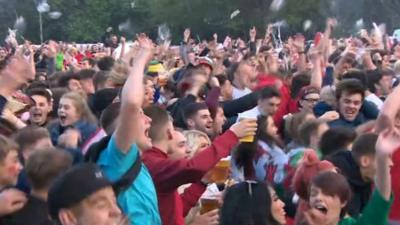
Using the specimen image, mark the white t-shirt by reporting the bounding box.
[365,93,383,110]
[236,106,262,122]
[232,86,252,100]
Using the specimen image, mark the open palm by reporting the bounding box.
[376,128,400,154]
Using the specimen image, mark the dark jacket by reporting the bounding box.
[1,195,53,225]
[168,85,261,129]
[327,150,373,217]
[167,94,197,129]
[314,100,379,128]
[48,120,98,148]
[205,87,260,118]
[0,95,7,116]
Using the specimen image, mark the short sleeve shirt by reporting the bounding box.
[97,136,161,225]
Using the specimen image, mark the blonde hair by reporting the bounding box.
[108,61,129,86]
[60,92,97,124]
[183,130,211,158]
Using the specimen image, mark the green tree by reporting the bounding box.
[1,0,400,43]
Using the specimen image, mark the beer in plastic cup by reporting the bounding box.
[210,158,231,184]
[238,118,257,143]
[157,74,168,87]
[200,197,220,214]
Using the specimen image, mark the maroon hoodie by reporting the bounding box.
[142,130,238,225]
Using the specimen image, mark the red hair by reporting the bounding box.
[292,149,335,200]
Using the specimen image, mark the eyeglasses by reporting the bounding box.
[303,98,320,103]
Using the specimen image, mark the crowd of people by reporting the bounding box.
[0,17,400,225]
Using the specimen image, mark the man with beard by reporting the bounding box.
[27,88,53,127]
[183,103,214,137]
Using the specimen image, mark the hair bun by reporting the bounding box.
[302,149,319,166]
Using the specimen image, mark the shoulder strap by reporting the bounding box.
[112,155,142,194]
[84,135,112,162]
[85,135,142,194]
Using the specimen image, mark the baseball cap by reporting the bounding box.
[197,57,213,71]
[48,163,112,220]
[298,86,320,100]
[147,60,166,76]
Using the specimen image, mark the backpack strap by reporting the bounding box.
[85,135,142,194]
[84,135,112,162]
[112,155,142,194]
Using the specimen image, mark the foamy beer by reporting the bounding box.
[200,197,220,214]
[237,109,258,142]
[239,118,258,142]
[157,74,168,87]
[210,158,231,184]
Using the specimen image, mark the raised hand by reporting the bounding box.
[0,54,35,96]
[184,28,191,43]
[373,126,400,201]
[120,36,126,44]
[213,33,218,42]
[249,26,257,42]
[223,36,232,48]
[137,34,154,50]
[293,34,305,53]
[376,127,400,155]
[325,18,337,31]
[134,34,155,65]
[266,24,273,36]
[360,29,369,39]
[230,119,258,139]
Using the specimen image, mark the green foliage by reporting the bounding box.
[0,0,400,43]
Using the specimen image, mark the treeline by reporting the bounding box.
[1,0,400,43]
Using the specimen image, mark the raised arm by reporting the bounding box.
[115,35,154,153]
[309,48,323,89]
[375,84,400,133]
[0,53,34,98]
[118,36,126,60]
[320,18,336,63]
[180,28,191,65]
[221,90,259,118]
[375,128,400,200]
[147,120,257,191]
[249,27,257,55]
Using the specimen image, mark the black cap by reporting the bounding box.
[89,88,120,117]
[48,163,112,220]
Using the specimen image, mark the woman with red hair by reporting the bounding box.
[292,149,336,224]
